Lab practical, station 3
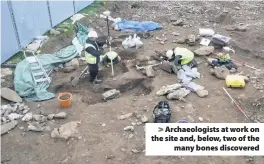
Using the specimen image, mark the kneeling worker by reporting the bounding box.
[101,51,121,67]
[166,47,197,74]
[85,30,105,84]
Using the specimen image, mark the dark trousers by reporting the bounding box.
[89,64,98,82]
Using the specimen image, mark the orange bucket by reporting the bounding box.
[58,92,72,107]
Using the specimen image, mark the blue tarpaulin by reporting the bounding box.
[114,20,161,32]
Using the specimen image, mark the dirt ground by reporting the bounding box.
[2,1,264,164]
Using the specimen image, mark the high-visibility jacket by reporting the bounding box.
[105,51,118,61]
[85,43,104,64]
[174,47,194,65]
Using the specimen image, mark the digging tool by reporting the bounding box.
[106,14,115,77]
[71,66,89,87]
[222,87,250,120]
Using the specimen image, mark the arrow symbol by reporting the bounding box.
[158,127,163,132]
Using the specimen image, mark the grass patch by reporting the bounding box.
[5,51,25,64]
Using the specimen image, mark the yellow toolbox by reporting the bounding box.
[225,75,245,88]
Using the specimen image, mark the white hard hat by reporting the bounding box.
[88,31,98,38]
[166,50,174,59]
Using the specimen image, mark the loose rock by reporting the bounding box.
[167,88,191,101]
[235,25,247,32]
[23,109,30,114]
[235,6,241,10]
[211,66,230,80]
[145,66,156,78]
[187,34,196,46]
[102,89,120,101]
[19,104,25,111]
[33,114,47,123]
[131,149,141,154]
[131,122,136,126]
[51,121,81,140]
[1,120,18,135]
[50,29,60,36]
[1,88,22,103]
[22,113,33,122]
[198,117,204,122]
[54,112,67,119]
[156,83,182,96]
[194,46,215,56]
[176,37,186,44]
[118,113,133,120]
[172,32,180,36]
[136,122,142,125]
[8,113,22,120]
[196,89,209,98]
[172,19,184,26]
[47,114,55,120]
[1,68,12,78]
[141,115,149,123]
[65,58,79,69]
[28,122,45,132]
[124,126,134,132]
[128,134,134,139]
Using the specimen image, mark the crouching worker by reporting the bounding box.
[85,30,105,84]
[101,51,121,67]
[166,47,197,74]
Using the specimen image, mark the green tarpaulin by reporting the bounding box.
[14,24,89,101]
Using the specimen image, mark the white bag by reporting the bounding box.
[135,36,143,49]
[128,35,136,48]
[122,37,129,49]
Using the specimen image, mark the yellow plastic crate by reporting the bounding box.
[225,75,245,88]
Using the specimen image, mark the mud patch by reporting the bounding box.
[117,78,153,96]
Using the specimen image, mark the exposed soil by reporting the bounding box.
[2,1,264,164]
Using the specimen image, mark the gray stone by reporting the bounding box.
[47,114,55,120]
[136,122,142,125]
[1,88,22,103]
[128,134,134,139]
[118,113,133,120]
[156,83,182,96]
[22,113,33,122]
[1,120,18,135]
[187,34,196,45]
[28,123,45,132]
[212,66,230,80]
[65,58,79,68]
[194,46,215,56]
[235,25,247,32]
[50,29,60,36]
[51,121,81,140]
[173,19,184,26]
[131,149,141,153]
[102,89,120,101]
[62,66,76,73]
[131,122,136,126]
[124,126,134,132]
[33,114,47,123]
[196,89,209,98]
[54,112,67,119]
[8,113,22,120]
[235,6,241,10]
[145,66,156,78]
[1,68,12,78]
[18,104,25,111]
[23,109,30,114]
[198,117,204,122]
[176,37,186,44]
[167,88,191,101]
[141,115,149,123]
[172,32,180,36]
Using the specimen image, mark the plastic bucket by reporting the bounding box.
[58,92,72,107]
